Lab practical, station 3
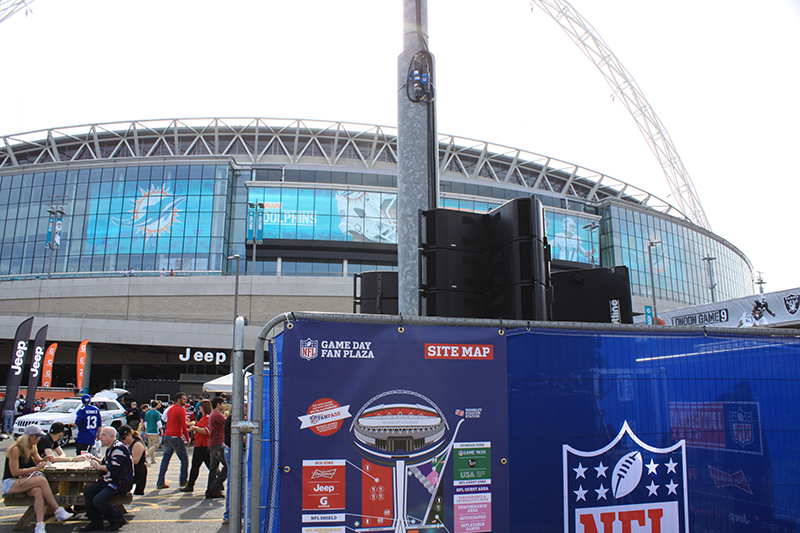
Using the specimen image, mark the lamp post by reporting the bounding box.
[247,202,265,274]
[701,256,717,302]
[227,254,241,319]
[647,239,661,324]
[582,221,600,266]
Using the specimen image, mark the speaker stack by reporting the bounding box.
[355,270,399,315]
[486,197,549,321]
[419,209,489,318]
[419,197,550,320]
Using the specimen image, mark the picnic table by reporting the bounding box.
[2,462,132,531]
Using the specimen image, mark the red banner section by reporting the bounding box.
[42,343,57,388]
[76,340,89,391]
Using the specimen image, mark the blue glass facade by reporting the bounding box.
[0,162,752,307]
[600,205,752,306]
[0,164,231,275]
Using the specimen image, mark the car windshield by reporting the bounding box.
[41,400,80,414]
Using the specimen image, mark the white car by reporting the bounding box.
[12,390,128,447]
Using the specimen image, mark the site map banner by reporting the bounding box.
[278,320,510,533]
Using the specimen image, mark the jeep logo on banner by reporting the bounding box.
[563,422,688,533]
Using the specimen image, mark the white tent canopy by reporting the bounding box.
[203,372,252,393]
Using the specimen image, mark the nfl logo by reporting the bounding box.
[563,422,688,533]
[730,407,754,447]
[300,338,318,361]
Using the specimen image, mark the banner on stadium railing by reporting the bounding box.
[2,317,34,416]
[76,340,89,391]
[279,319,510,533]
[25,326,48,410]
[648,287,800,328]
[42,343,57,388]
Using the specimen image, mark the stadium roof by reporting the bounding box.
[0,117,690,221]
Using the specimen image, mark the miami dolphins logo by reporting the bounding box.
[113,185,184,239]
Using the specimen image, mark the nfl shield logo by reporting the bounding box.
[300,338,318,361]
[784,293,799,315]
[730,408,754,447]
[563,422,688,533]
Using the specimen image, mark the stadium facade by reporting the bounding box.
[0,118,754,387]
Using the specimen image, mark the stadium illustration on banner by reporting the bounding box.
[563,422,689,533]
[297,389,466,532]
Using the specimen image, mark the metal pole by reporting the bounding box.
[648,241,659,323]
[397,0,436,316]
[250,324,265,531]
[252,240,256,275]
[702,256,716,303]
[229,316,245,533]
[228,255,241,318]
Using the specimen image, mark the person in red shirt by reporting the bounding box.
[156,392,190,489]
[205,397,227,499]
[180,399,212,492]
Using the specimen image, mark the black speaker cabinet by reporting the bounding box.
[356,270,399,315]
[421,290,488,319]
[550,266,633,324]
[421,209,488,252]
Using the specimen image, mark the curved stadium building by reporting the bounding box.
[0,118,754,387]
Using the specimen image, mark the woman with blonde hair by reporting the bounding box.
[2,425,74,533]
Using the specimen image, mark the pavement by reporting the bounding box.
[0,435,229,533]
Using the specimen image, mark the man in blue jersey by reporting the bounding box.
[74,394,101,454]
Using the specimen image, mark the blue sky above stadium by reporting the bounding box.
[1,0,798,292]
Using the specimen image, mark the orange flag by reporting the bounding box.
[41,343,57,388]
[76,340,89,391]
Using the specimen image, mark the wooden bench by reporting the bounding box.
[3,492,133,531]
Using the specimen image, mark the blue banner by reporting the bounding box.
[45,215,55,249]
[277,320,510,533]
[267,322,800,533]
[246,208,255,244]
[256,209,264,244]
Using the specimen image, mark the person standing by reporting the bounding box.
[180,399,212,492]
[204,397,227,499]
[125,402,140,432]
[74,394,101,455]
[156,392,190,489]
[144,400,162,464]
[81,427,133,532]
[118,425,147,495]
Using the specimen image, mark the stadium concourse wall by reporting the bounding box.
[249,312,800,533]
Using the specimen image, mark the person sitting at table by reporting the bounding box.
[2,425,74,533]
[117,425,147,495]
[81,427,133,532]
[36,422,83,464]
[36,422,87,513]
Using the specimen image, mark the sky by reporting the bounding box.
[1,0,799,292]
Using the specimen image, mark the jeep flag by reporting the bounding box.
[76,340,89,391]
[41,343,57,388]
[2,317,34,417]
[25,326,48,411]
